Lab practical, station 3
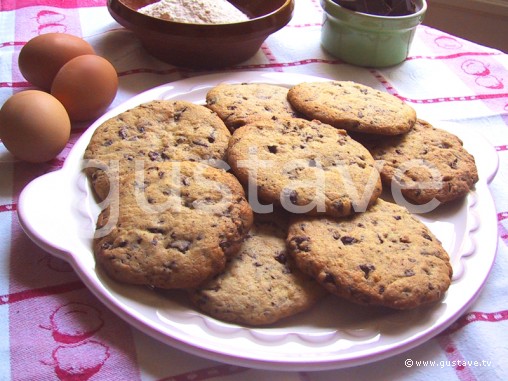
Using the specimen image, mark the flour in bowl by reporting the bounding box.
[138,0,250,24]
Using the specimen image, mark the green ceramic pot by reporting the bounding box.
[320,0,427,67]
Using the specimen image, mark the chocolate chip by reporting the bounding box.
[169,240,191,253]
[173,107,187,121]
[267,145,278,154]
[274,252,287,264]
[341,236,357,245]
[192,140,208,147]
[282,188,298,204]
[147,227,165,234]
[219,240,231,252]
[148,151,159,161]
[404,269,415,277]
[323,272,336,284]
[359,264,375,279]
[118,128,128,140]
[289,236,311,252]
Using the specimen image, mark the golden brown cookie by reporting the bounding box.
[227,117,382,217]
[359,119,479,205]
[287,199,453,310]
[188,212,327,326]
[93,161,253,289]
[84,100,231,200]
[205,83,300,132]
[287,81,416,135]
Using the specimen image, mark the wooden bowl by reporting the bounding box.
[107,0,295,68]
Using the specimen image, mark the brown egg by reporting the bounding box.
[0,90,71,163]
[18,33,96,91]
[51,55,118,122]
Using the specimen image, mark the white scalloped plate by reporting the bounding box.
[17,72,499,371]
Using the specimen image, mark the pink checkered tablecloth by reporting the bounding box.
[1,1,508,380]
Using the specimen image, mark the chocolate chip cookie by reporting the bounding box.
[205,83,300,132]
[287,81,416,135]
[287,199,453,309]
[227,117,382,217]
[84,100,231,200]
[93,161,253,289]
[188,212,327,326]
[360,119,479,205]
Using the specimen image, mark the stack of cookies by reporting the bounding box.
[84,80,478,326]
[84,100,254,290]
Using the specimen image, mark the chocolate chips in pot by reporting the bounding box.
[334,0,417,16]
